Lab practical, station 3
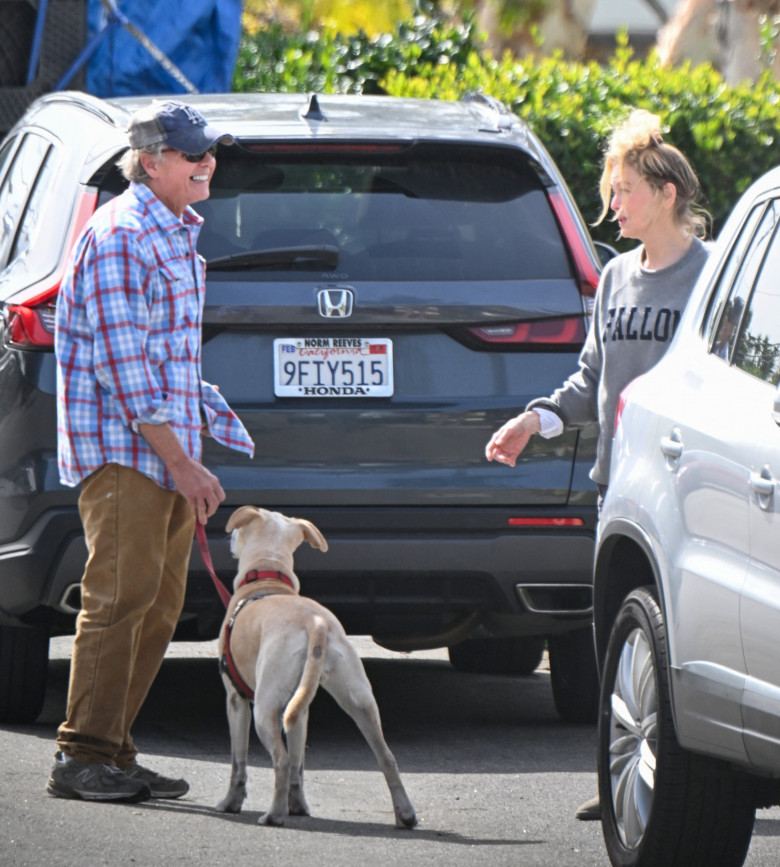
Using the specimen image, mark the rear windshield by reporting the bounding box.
[192,143,571,282]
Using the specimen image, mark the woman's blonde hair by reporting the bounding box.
[597,108,709,238]
[116,143,167,183]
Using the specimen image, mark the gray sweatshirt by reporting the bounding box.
[527,237,710,486]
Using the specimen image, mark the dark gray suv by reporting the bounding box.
[0,90,604,724]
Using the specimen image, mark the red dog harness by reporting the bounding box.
[220,569,295,702]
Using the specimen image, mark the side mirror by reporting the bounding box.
[774,381,780,426]
[594,241,618,268]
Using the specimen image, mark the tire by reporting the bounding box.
[0,624,50,723]
[598,586,756,867]
[448,636,544,676]
[548,625,599,722]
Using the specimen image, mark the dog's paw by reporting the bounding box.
[215,797,243,814]
[288,794,311,816]
[257,811,285,826]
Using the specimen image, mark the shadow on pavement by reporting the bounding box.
[17,650,596,777]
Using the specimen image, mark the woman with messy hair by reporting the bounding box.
[484,108,711,821]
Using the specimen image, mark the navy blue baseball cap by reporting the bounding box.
[127,100,235,154]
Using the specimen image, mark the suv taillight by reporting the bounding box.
[548,189,601,300]
[6,294,58,349]
[469,190,599,351]
[468,317,586,347]
[466,188,600,350]
[3,189,98,352]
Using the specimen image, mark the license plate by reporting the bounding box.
[273,337,394,397]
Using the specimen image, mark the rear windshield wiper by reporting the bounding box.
[207,245,339,271]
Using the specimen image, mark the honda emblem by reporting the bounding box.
[317,286,354,318]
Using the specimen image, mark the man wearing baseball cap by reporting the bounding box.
[48,101,254,803]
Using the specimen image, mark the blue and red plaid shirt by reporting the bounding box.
[56,182,254,490]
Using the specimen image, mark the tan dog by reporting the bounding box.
[215,506,417,829]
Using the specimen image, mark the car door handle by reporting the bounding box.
[660,437,682,458]
[660,429,683,467]
[750,466,776,510]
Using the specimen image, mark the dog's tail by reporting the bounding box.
[283,616,329,731]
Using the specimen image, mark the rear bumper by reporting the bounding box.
[0,504,597,640]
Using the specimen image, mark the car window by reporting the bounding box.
[708,200,780,363]
[0,137,15,184]
[194,144,572,282]
[733,206,780,385]
[0,132,54,273]
[8,144,57,268]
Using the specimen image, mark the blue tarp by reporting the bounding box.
[85,0,243,96]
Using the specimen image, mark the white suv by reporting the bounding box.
[593,165,780,867]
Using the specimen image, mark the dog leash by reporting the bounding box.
[195,522,232,608]
[194,521,255,699]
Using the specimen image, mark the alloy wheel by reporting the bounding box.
[607,626,658,849]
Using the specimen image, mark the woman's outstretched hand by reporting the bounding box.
[485,410,541,468]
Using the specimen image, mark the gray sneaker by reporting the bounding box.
[47,752,151,802]
[123,763,189,799]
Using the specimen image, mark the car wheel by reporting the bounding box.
[598,586,756,867]
[548,625,599,722]
[448,636,544,676]
[0,624,49,723]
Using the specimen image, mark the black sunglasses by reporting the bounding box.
[162,145,218,162]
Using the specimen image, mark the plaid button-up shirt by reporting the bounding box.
[56,182,254,490]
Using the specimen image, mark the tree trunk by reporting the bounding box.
[657,0,720,67]
[474,0,598,59]
[657,0,780,83]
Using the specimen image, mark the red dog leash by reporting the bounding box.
[196,521,255,698]
[195,522,232,608]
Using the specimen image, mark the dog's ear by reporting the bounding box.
[226,505,265,534]
[296,519,328,552]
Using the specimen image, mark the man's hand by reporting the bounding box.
[167,457,225,525]
[485,410,541,468]
[138,422,225,524]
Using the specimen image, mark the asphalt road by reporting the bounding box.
[1,637,779,866]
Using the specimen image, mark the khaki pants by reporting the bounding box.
[56,463,195,766]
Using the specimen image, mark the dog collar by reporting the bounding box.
[240,569,295,591]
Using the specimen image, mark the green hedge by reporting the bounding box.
[233,12,780,248]
[232,10,480,95]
